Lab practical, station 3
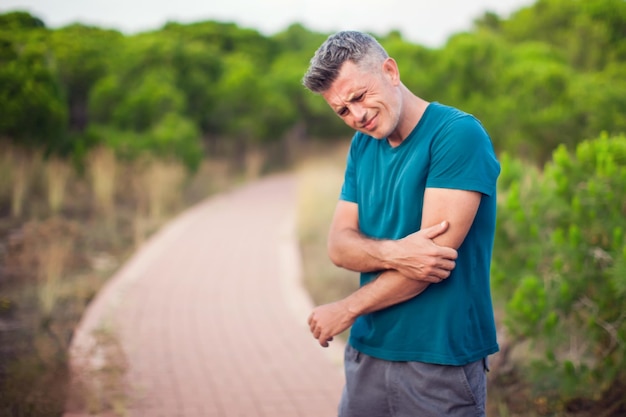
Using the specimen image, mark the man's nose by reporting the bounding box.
[349,103,366,124]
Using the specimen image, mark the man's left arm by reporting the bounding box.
[420,187,481,249]
[308,187,482,347]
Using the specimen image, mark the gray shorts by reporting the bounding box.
[338,344,488,417]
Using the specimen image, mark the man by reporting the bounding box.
[302,31,501,417]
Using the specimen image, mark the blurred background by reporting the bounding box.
[0,0,625,415]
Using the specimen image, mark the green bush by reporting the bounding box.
[87,112,202,172]
[493,133,626,408]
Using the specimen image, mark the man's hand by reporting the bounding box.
[387,221,458,283]
[308,300,356,347]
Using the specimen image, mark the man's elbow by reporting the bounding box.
[327,241,345,268]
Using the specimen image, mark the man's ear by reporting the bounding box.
[382,58,400,85]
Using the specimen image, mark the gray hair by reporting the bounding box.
[302,31,389,93]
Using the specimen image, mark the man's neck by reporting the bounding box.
[387,92,429,147]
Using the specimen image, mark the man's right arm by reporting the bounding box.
[309,200,458,347]
[327,200,457,283]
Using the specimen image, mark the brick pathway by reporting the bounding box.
[65,174,345,417]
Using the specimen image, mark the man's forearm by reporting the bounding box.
[327,227,394,273]
[328,222,457,282]
[343,269,430,316]
[308,269,429,347]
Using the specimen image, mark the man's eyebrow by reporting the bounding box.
[332,89,360,114]
[335,105,347,115]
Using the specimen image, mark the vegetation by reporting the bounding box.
[0,143,239,416]
[491,133,626,415]
[0,0,625,415]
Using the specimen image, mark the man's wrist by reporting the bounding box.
[342,295,365,319]
[377,239,398,270]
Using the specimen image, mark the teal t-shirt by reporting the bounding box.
[340,102,500,365]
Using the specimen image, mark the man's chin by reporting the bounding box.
[361,129,385,140]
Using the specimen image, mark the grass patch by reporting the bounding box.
[0,145,240,417]
[295,144,359,341]
[65,326,129,417]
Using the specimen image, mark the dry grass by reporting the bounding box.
[0,143,241,417]
[5,147,41,218]
[294,143,359,307]
[45,157,72,215]
[129,157,187,247]
[245,147,266,180]
[88,147,117,219]
[143,160,186,222]
[37,237,73,316]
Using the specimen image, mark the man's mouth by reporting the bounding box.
[363,114,377,130]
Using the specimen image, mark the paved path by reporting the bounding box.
[65,174,345,417]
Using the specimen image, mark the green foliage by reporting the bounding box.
[494,44,578,161]
[570,63,626,139]
[93,68,186,131]
[2,1,626,167]
[87,33,219,168]
[499,0,626,71]
[0,11,45,30]
[271,23,327,54]
[380,32,438,99]
[209,53,265,140]
[162,20,277,66]
[432,32,511,109]
[493,133,626,405]
[48,25,123,132]
[88,112,202,171]
[0,27,68,151]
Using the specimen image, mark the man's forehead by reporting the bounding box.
[323,83,359,108]
[325,66,365,104]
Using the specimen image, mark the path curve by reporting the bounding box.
[65,174,345,417]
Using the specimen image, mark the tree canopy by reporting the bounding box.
[0,0,624,167]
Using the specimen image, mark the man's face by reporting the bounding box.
[321,59,402,141]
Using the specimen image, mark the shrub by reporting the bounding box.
[492,133,626,410]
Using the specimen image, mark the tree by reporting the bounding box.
[430,32,510,108]
[0,11,44,30]
[49,25,123,132]
[0,23,67,152]
[491,42,578,162]
[500,0,626,71]
[87,32,216,170]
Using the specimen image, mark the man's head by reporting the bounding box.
[302,31,389,94]
[302,31,407,142]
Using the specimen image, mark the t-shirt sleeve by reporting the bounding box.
[339,134,359,203]
[426,116,500,196]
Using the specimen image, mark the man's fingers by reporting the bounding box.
[309,317,335,347]
[420,222,458,260]
[421,263,455,282]
[422,274,446,283]
[319,336,333,348]
[309,312,329,345]
[432,263,454,279]
[421,221,449,240]
[440,259,456,271]
[313,327,321,339]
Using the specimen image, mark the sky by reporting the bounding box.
[0,0,535,47]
